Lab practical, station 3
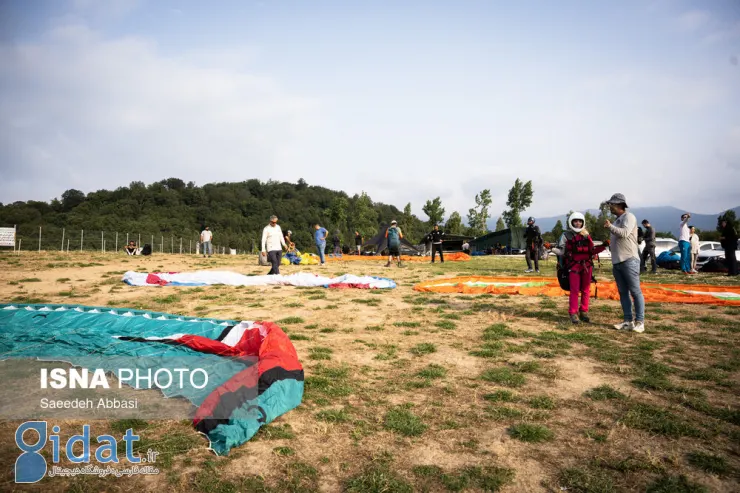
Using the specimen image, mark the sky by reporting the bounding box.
[1,0,739,221]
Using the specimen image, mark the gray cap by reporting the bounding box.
[605,193,628,208]
[391,220,397,224]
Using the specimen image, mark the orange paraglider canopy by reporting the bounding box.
[414,276,740,306]
[326,252,471,263]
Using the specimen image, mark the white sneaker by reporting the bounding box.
[613,321,633,331]
[525,269,534,273]
[632,322,645,333]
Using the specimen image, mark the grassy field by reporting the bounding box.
[0,251,738,492]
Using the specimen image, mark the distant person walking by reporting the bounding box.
[332,231,342,257]
[678,213,692,274]
[427,224,445,263]
[200,226,213,258]
[524,217,542,273]
[640,219,657,274]
[719,216,739,276]
[385,220,404,267]
[314,224,328,266]
[690,226,700,273]
[604,193,645,333]
[354,231,363,255]
[261,216,286,275]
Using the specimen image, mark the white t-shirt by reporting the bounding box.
[679,219,690,242]
[201,230,212,242]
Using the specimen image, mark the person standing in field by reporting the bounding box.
[314,223,328,266]
[354,231,363,255]
[427,224,445,263]
[524,217,542,273]
[200,226,213,258]
[385,220,404,267]
[261,215,287,275]
[640,219,657,274]
[678,213,693,274]
[689,226,700,273]
[603,193,645,333]
[719,216,739,276]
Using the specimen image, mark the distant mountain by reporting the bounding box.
[487,206,740,236]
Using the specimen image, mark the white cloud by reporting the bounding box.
[675,9,713,32]
[0,22,321,202]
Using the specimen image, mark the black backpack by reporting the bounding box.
[141,244,152,256]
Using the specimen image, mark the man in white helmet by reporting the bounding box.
[553,212,608,324]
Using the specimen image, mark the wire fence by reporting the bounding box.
[2,225,260,255]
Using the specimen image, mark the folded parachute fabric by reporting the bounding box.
[122,271,396,289]
[0,303,304,456]
[414,276,740,305]
[327,252,471,262]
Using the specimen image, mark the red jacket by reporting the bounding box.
[563,233,607,271]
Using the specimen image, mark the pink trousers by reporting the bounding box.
[568,267,592,315]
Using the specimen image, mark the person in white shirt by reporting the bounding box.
[689,226,700,273]
[261,215,287,275]
[200,226,213,258]
[678,213,692,274]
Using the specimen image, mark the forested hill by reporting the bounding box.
[0,178,433,252]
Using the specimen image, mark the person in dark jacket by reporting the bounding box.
[524,217,542,273]
[427,224,445,263]
[719,217,739,276]
[354,231,363,255]
[640,219,657,274]
[332,231,342,257]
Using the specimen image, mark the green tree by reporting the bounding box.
[351,192,378,239]
[718,210,740,233]
[423,197,445,226]
[329,196,349,234]
[445,211,463,234]
[551,219,564,240]
[467,189,492,236]
[502,179,533,227]
[495,217,506,232]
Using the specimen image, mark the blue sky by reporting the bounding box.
[1,0,739,221]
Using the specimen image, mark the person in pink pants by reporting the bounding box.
[554,212,608,324]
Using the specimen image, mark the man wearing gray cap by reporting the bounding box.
[603,193,645,333]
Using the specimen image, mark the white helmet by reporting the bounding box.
[568,212,585,233]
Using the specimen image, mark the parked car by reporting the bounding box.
[638,237,678,258]
[696,240,740,268]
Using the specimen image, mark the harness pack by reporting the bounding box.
[387,227,401,248]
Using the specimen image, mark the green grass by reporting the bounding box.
[273,446,296,456]
[384,407,427,436]
[289,334,310,341]
[528,395,556,409]
[686,451,729,475]
[393,321,421,328]
[558,468,616,493]
[277,316,305,324]
[18,278,42,282]
[410,343,437,356]
[483,390,518,402]
[345,463,413,493]
[416,364,447,379]
[254,423,295,440]
[315,407,352,423]
[365,325,384,332]
[412,465,515,492]
[308,346,333,360]
[483,323,517,339]
[109,419,148,434]
[621,403,702,438]
[319,327,336,333]
[583,385,626,401]
[435,320,456,330]
[152,294,181,303]
[481,367,527,387]
[508,423,554,442]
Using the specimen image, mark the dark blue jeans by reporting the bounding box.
[316,242,326,264]
[612,257,645,322]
